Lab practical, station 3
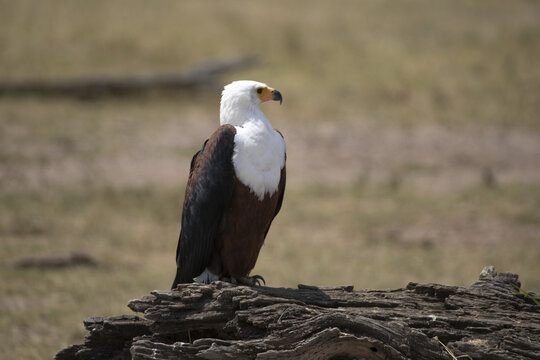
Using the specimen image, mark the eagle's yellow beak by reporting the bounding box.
[256,87,283,105]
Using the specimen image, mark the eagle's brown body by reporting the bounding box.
[210,169,285,279]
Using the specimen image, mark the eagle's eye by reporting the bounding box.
[256,88,263,94]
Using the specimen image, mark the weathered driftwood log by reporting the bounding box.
[0,56,257,99]
[56,266,540,360]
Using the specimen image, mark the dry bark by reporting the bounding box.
[0,56,257,99]
[56,266,540,360]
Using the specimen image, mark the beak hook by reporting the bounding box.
[272,89,283,105]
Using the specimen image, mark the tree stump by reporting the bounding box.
[56,266,540,359]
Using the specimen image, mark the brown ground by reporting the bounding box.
[3,110,539,194]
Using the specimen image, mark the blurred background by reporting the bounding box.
[1,1,539,358]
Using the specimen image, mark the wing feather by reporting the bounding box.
[172,125,236,287]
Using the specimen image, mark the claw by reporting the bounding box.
[251,274,266,286]
[226,275,265,286]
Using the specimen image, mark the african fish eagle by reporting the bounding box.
[172,80,286,288]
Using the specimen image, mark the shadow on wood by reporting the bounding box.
[55,266,540,360]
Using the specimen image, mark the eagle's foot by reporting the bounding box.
[231,274,266,286]
[193,268,220,284]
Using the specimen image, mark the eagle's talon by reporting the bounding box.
[252,274,266,286]
[226,275,265,286]
[244,274,266,286]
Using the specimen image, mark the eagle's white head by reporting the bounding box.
[220,80,282,127]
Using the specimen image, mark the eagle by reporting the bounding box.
[172,80,286,288]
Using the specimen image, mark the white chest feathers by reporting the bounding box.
[232,122,286,200]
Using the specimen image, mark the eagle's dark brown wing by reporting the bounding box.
[172,125,237,288]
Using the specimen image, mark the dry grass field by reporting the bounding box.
[1,1,539,359]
